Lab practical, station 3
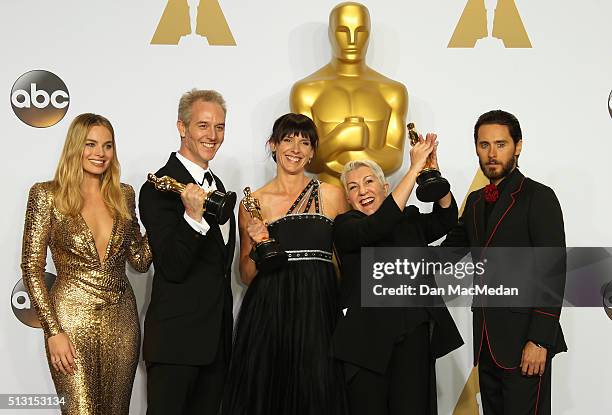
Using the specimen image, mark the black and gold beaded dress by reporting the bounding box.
[224,179,347,415]
[21,181,152,415]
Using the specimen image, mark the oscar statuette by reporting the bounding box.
[147,173,236,224]
[242,187,288,273]
[407,123,451,202]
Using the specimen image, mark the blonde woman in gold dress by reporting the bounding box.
[21,113,152,414]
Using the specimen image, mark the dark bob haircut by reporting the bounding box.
[268,113,319,161]
[474,110,522,145]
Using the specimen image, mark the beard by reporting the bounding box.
[480,156,516,181]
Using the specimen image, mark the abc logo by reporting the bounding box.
[10,70,70,128]
[11,272,56,328]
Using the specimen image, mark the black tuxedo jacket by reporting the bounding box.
[332,195,464,375]
[139,153,235,366]
[443,169,567,368]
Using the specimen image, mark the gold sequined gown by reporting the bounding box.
[21,181,152,415]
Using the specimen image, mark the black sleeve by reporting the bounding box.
[138,181,209,283]
[415,194,459,244]
[333,195,404,253]
[526,185,566,348]
[441,195,470,245]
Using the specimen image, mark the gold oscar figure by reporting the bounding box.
[241,187,288,273]
[448,0,531,48]
[147,173,236,224]
[290,2,408,186]
[407,123,450,202]
[150,0,236,46]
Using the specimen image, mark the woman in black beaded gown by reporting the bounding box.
[223,113,349,415]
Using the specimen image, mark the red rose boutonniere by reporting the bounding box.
[484,184,499,203]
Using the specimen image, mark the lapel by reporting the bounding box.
[212,172,237,272]
[165,152,198,187]
[212,171,225,192]
[212,173,236,273]
[472,192,486,247]
[484,169,526,247]
[205,171,228,254]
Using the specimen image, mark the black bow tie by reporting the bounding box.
[201,171,213,187]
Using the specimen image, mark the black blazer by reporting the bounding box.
[443,169,567,368]
[332,195,464,375]
[139,153,235,366]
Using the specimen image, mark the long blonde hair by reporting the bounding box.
[53,113,130,219]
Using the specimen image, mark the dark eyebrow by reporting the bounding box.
[479,137,510,143]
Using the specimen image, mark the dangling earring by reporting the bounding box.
[272,150,277,162]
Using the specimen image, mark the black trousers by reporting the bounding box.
[146,328,228,415]
[346,323,436,415]
[478,341,551,415]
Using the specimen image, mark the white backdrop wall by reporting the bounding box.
[1,1,611,414]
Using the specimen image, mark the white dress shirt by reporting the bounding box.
[175,152,230,244]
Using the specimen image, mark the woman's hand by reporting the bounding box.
[246,218,269,244]
[47,332,77,375]
[429,139,440,171]
[408,133,437,175]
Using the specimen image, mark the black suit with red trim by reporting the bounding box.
[443,168,566,415]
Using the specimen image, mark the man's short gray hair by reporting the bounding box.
[178,89,226,125]
[340,159,387,193]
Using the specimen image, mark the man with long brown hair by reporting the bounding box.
[444,110,566,415]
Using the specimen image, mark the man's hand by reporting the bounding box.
[247,218,269,244]
[181,183,207,222]
[520,341,547,376]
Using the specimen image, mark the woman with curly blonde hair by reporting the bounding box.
[21,113,152,414]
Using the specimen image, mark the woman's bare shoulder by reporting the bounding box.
[319,181,349,217]
[251,180,279,200]
[239,180,278,215]
[320,182,348,206]
[320,181,345,196]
